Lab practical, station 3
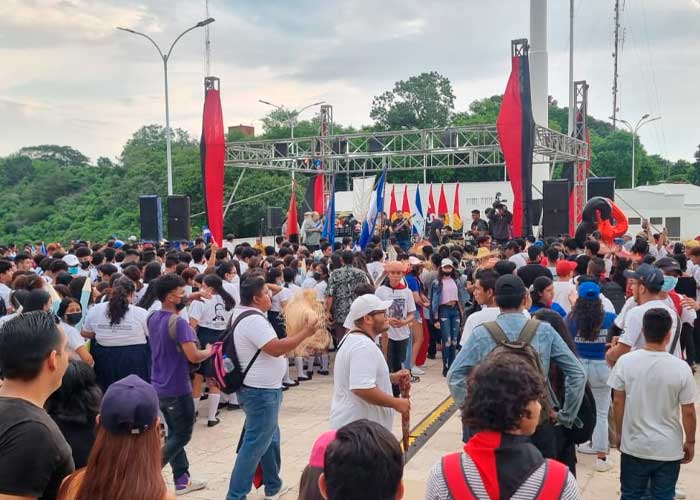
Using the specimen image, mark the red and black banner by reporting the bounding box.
[497,43,536,237]
[303,172,325,214]
[200,77,225,246]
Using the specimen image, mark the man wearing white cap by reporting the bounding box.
[330,294,410,432]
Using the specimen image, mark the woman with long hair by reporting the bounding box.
[57,297,94,367]
[82,278,150,391]
[216,260,241,305]
[58,375,175,500]
[405,257,429,378]
[189,274,236,427]
[529,276,567,318]
[429,258,468,376]
[46,360,102,469]
[566,281,616,471]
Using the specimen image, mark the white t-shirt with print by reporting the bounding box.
[330,332,394,431]
[189,295,234,331]
[375,285,416,341]
[83,302,149,347]
[460,307,531,346]
[608,349,697,461]
[231,306,286,389]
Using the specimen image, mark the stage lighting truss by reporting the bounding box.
[225,123,589,174]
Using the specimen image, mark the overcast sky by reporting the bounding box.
[1,0,698,163]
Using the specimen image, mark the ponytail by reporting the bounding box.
[136,278,159,310]
[203,274,235,311]
[108,278,135,325]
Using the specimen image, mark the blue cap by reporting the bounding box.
[100,375,158,435]
[578,281,601,300]
[534,240,545,248]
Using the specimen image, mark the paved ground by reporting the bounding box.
[173,355,700,499]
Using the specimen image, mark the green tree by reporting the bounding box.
[370,71,455,130]
[18,145,89,166]
[0,155,34,185]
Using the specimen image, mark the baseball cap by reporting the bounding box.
[408,256,424,266]
[655,257,681,275]
[100,375,159,435]
[62,254,79,267]
[494,260,517,276]
[495,275,527,299]
[578,281,601,300]
[440,258,455,269]
[309,430,337,468]
[556,260,577,277]
[624,263,665,292]
[345,294,394,324]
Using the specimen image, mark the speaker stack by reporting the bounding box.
[167,196,191,242]
[587,177,615,201]
[139,195,163,242]
[542,180,570,237]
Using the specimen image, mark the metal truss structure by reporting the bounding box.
[225,122,590,174]
[572,80,589,228]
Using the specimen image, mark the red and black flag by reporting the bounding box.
[200,77,225,246]
[303,168,325,215]
[497,41,536,237]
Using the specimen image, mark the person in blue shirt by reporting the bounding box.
[447,275,586,459]
[529,276,568,318]
[567,281,617,472]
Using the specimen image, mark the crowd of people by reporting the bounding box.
[0,208,698,500]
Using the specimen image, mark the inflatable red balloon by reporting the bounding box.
[574,197,628,245]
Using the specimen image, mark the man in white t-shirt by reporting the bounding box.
[374,262,415,396]
[460,269,530,346]
[608,307,697,499]
[0,260,14,310]
[607,264,681,365]
[553,260,578,314]
[227,275,318,500]
[330,294,410,432]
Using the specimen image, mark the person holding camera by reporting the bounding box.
[485,201,513,245]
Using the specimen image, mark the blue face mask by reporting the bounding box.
[68,266,79,275]
[662,275,678,293]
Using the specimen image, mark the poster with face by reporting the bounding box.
[388,298,405,320]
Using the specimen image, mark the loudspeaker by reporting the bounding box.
[274,142,288,158]
[368,137,384,153]
[530,199,543,225]
[167,196,191,242]
[332,139,347,155]
[588,177,615,201]
[139,195,163,242]
[542,180,570,237]
[266,207,283,234]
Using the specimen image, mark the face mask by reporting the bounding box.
[68,266,79,275]
[662,275,678,293]
[66,312,82,326]
[175,298,187,311]
[313,272,322,281]
[80,261,90,270]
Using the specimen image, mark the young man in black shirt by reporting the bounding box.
[0,311,74,500]
[516,245,553,288]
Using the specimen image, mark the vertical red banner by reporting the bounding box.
[200,78,225,245]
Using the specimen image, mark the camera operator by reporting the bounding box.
[485,198,513,245]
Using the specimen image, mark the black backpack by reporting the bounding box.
[565,384,596,444]
[212,310,265,395]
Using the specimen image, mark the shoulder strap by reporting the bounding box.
[483,321,509,345]
[669,315,682,355]
[441,453,475,500]
[229,309,266,373]
[167,313,182,352]
[537,459,569,500]
[518,319,541,346]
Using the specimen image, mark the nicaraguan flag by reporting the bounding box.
[413,187,425,236]
[359,169,387,249]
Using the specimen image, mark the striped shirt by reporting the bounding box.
[425,452,581,500]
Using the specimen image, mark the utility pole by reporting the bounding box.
[612,0,621,130]
[567,0,574,136]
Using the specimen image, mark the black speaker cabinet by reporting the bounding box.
[587,177,615,201]
[542,180,570,237]
[266,207,284,234]
[139,195,163,242]
[168,196,191,242]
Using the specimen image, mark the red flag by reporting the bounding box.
[314,174,325,214]
[285,182,300,240]
[427,183,436,216]
[452,183,463,230]
[200,77,225,246]
[389,185,398,221]
[401,184,410,216]
[438,183,449,225]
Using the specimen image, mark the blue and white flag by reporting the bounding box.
[413,187,425,236]
[40,241,47,255]
[202,225,212,243]
[359,169,387,249]
[322,175,336,243]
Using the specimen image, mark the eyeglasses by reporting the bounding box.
[369,310,387,317]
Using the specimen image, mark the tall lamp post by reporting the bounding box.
[611,114,661,188]
[117,18,215,196]
[258,99,325,179]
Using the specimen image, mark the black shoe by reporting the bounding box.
[317,370,330,376]
[297,375,312,382]
[427,353,436,360]
[411,375,421,383]
[442,366,448,377]
[207,418,220,427]
[282,385,289,391]
[226,403,241,411]
[283,380,299,387]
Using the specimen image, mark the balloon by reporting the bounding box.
[574,197,628,246]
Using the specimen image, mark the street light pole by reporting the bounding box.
[258,99,325,180]
[610,114,661,188]
[117,18,215,196]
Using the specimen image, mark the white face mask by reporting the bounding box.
[228,275,239,284]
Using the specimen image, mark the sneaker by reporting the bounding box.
[297,374,312,382]
[282,380,299,387]
[411,366,425,376]
[675,485,686,499]
[594,457,613,472]
[175,474,206,496]
[264,484,290,500]
[225,403,240,411]
[442,366,448,377]
[317,370,330,375]
[207,418,220,428]
[577,443,597,455]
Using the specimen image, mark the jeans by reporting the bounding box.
[387,338,408,397]
[620,453,680,500]
[226,386,283,500]
[581,358,611,453]
[159,394,195,481]
[439,305,461,370]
